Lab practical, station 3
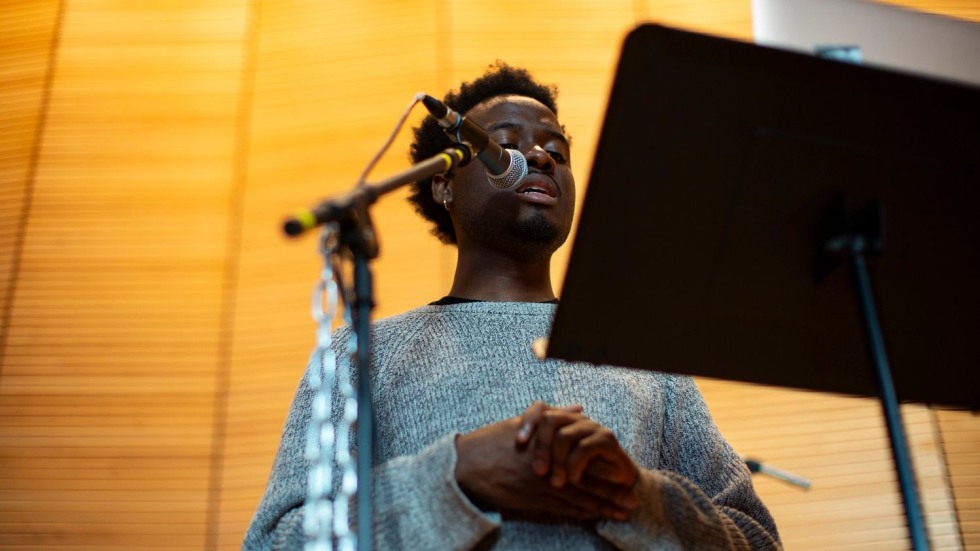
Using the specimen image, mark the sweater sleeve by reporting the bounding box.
[371,433,502,549]
[596,377,782,550]
[243,344,502,550]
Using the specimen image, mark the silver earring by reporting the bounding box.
[443,196,450,210]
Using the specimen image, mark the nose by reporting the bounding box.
[524,144,556,173]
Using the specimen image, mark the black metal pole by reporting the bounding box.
[352,249,374,551]
[850,241,929,551]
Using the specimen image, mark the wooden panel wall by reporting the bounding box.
[937,408,980,549]
[1,0,249,547]
[699,381,973,549]
[1,1,977,549]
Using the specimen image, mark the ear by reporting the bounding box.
[431,173,452,206]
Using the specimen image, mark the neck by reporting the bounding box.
[448,246,556,302]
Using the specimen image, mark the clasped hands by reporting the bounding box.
[455,402,639,521]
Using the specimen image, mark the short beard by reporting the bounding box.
[510,210,570,250]
[457,205,571,259]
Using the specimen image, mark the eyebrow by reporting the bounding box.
[486,121,570,147]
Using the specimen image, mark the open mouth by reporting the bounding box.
[516,178,559,206]
[516,178,558,199]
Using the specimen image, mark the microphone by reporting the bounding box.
[421,95,528,189]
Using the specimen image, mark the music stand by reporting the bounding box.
[547,24,980,550]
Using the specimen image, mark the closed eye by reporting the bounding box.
[547,150,568,164]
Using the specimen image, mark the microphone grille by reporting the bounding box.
[487,151,528,189]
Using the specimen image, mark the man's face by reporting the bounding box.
[444,95,575,258]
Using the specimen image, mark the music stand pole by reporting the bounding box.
[839,233,929,550]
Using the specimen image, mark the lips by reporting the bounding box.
[515,176,558,205]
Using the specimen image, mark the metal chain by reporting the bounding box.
[303,223,357,551]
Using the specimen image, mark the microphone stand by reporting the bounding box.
[285,145,472,551]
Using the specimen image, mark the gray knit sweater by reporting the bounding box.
[244,301,780,550]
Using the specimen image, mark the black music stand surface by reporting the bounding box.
[547,24,980,549]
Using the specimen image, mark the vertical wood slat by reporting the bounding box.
[0,1,62,372]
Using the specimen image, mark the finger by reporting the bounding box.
[544,486,631,519]
[549,420,599,489]
[532,411,585,477]
[535,493,602,521]
[516,401,549,446]
[575,473,638,511]
[516,403,583,446]
[582,458,622,481]
[567,432,638,486]
[556,484,633,522]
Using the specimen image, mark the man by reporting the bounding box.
[245,63,781,550]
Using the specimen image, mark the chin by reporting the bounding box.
[511,212,571,249]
